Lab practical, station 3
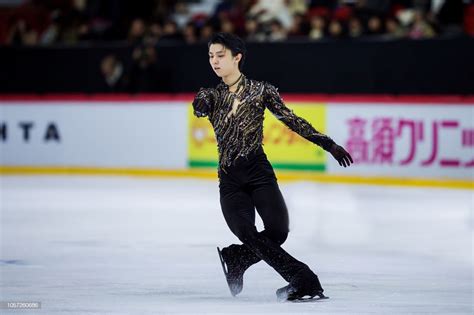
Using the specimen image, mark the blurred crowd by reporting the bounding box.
[1,0,472,46]
[1,0,471,93]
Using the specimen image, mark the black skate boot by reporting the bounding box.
[276,271,328,302]
[217,246,246,296]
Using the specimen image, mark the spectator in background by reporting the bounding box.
[100,54,128,92]
[408,9,435,39]
[328,18,345,38]
[59,9,88,44]
[130,43,159,92]
[244,17,265,42]
[220,17,235,34]
[172,1,193,29]
[200,22,214,42]
[160,19,183,42]
[309,15,326,40]
[40,10,61,45]
[384,16,406,38]
[348,16,364,38]
[268,19,287,41]
[144,21,163,45]
[76,19,93,41]
[288,12,309,39]
[7,19,38,45]
[366,15,384,36]
[3,0,469,46]
[5,0,50,46]
[248,0,292,29]
[211,1,247,36]
[128,18,146,44]
[184,21,198,44]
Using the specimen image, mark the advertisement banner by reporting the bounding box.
[188,103,329,171]
[1,97,472,183]
[327,104,474,180]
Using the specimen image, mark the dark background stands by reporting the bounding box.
[0,0,472,95]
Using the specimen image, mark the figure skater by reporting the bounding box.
[192,32,353,301]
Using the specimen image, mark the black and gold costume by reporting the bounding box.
[193,75,335,171]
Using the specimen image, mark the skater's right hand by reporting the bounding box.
[329,143,354,167]
[193,88,216,117]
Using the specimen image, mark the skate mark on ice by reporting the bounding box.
[49,240,105,247]
[0,259,28,265]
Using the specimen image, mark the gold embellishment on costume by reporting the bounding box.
[192,75,335,172]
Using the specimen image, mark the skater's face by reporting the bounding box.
[209,44,241,78]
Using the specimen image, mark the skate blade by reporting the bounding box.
[289,295,330,303]
[217,247,238,297]
[276,287,330,303]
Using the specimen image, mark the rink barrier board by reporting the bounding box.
[0,166,472,190]
[1,94,473,185]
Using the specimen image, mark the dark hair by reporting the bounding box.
[208,32,246,71]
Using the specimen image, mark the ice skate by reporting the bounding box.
[217,246,245,296]
[276,284,328,302]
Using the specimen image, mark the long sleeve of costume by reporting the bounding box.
[192,87,219,119]
[263,82,335,151]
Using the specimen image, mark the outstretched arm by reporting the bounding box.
[192,87,218,118]
[263,82,353,167]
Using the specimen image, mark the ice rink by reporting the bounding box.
[1,175,472,314]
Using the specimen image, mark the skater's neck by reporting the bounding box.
[223,71,243,93]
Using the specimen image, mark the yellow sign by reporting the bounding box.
[188,103,328,171]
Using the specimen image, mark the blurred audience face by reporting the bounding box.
[368,16,383,34]
[221,19,235,34]
[413,10,425,24]
[150,23,162,38]
[184,23,197,44]
[385,18,399,34]
[309,16,326,40]
[132,45,157,69]
[245,19,258,35]
[310,16,325,30]
[289,13,304,35]
[328,19,343,37]
[128,18,146,41]
[200,24,214,41]
[270,20,282,33]
[163,21,178,35]
[101,55,117,78]
[349,17,363,37]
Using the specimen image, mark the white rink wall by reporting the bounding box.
[0,102,188,169]
[0,97,473,181]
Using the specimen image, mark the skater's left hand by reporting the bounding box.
[329,143,354,167]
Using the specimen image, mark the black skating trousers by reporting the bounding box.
[218,146,319,287]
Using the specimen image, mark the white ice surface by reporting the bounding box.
[0,176,472,314]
